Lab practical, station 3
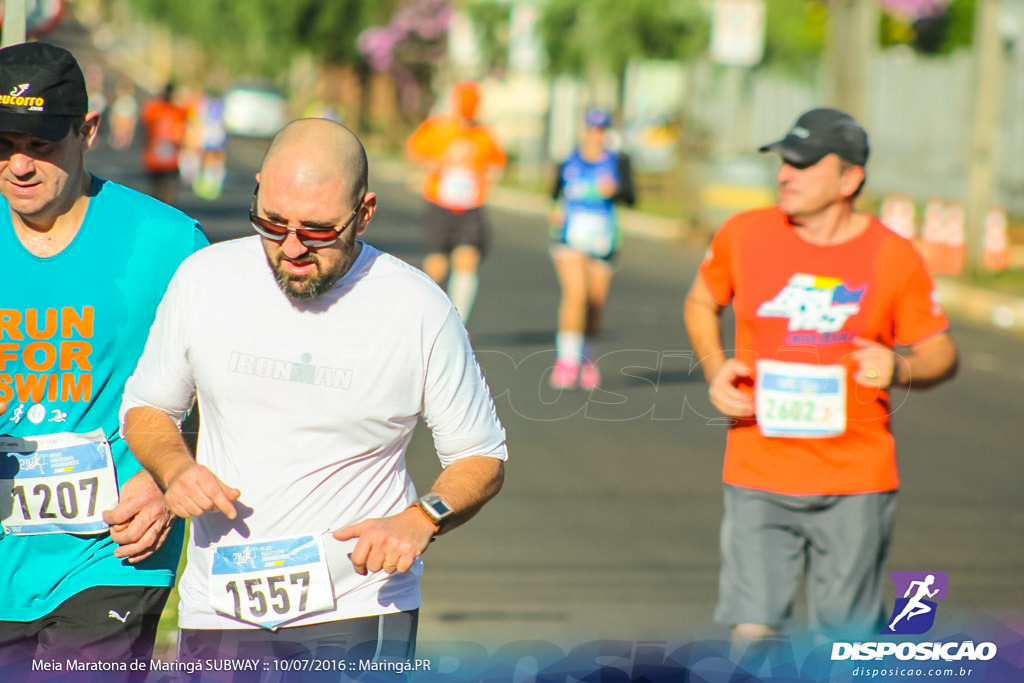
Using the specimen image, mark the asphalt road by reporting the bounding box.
[83,127,1024,661]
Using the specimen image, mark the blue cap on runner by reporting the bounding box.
[584,108,612,129]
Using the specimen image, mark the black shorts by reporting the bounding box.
[178,610,418,682]
[423,202,490,257]
[0,584,173,681]
[147,169,179,183]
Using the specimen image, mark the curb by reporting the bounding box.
[935,278,1024,338]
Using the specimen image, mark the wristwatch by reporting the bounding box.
[413,492,455,531]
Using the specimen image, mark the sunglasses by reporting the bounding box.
[781,156,822,171]
[249,185,364,248]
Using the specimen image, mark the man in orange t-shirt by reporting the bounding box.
[406,81,506,324]
[140,83,188,205]
[684,108,958,651]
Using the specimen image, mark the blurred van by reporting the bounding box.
[223,83,288,138]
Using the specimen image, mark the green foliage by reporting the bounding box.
[879,0,975,56]
[297,1,383,66]
[880,11,917,47]
[762,0,827,79]
[534,0,831,83]
[536,1,584,76]
[463,1,512,73]
[940,0,975,51]
[536,0,709,80]
[121,0,397,79]
[761,0,976,71]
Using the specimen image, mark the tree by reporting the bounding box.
[535,0,709,112]
[357,0,452,123]
[762,0,828,80]
[462,0,514,76]
[876,0,975,55]
[121,0,394,79]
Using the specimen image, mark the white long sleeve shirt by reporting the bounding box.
[121,238,507,629]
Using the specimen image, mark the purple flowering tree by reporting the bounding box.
[358,0,452,123]
[874,0,972,55]
[877,0,950,19]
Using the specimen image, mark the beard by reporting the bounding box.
[268,252,349,301]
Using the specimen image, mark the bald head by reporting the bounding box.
[261,118,368,204]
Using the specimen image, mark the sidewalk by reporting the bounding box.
[375,156,1024,339]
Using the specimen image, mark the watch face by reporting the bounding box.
[422,494,453,518]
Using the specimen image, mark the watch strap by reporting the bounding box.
[408,503,441,534]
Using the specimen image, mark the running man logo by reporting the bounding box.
[231,546,259,570]
[882,571,949,635]
[757,273,865,335]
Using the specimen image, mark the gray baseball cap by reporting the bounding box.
[759,108,869,166]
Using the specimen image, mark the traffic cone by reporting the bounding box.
[880,193,916,240]
[942,201,965,275]
[983,205,1009,272]
[921,198,946,274]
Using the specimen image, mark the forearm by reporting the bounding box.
[893,333,959,390]
[684,294,727,383]
[426,455,505,534]
[123,406,196,491]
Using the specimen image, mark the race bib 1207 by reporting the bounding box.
[0,429,118,536]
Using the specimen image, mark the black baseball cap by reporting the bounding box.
[0,42,88,142]
[759,107,869,166]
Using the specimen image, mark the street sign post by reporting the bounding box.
[1,0,65,47]
[1,0,28,47]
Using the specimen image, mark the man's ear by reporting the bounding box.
[354,192,378,235]
[841,164,865,198]
[81,111,101,148]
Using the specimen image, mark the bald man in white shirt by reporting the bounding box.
[119,119,506,670]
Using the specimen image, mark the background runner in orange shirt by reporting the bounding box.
[406,81,506,324]
[140,83,188,205]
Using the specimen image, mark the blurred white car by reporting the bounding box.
[223,84,288,138]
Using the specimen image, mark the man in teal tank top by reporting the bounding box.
[0,42,208,676]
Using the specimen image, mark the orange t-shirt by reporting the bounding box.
[406,114,506,211]
[699,206,949,495]
[141,98,187,173]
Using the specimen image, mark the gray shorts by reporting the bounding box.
[714,484,898,639]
